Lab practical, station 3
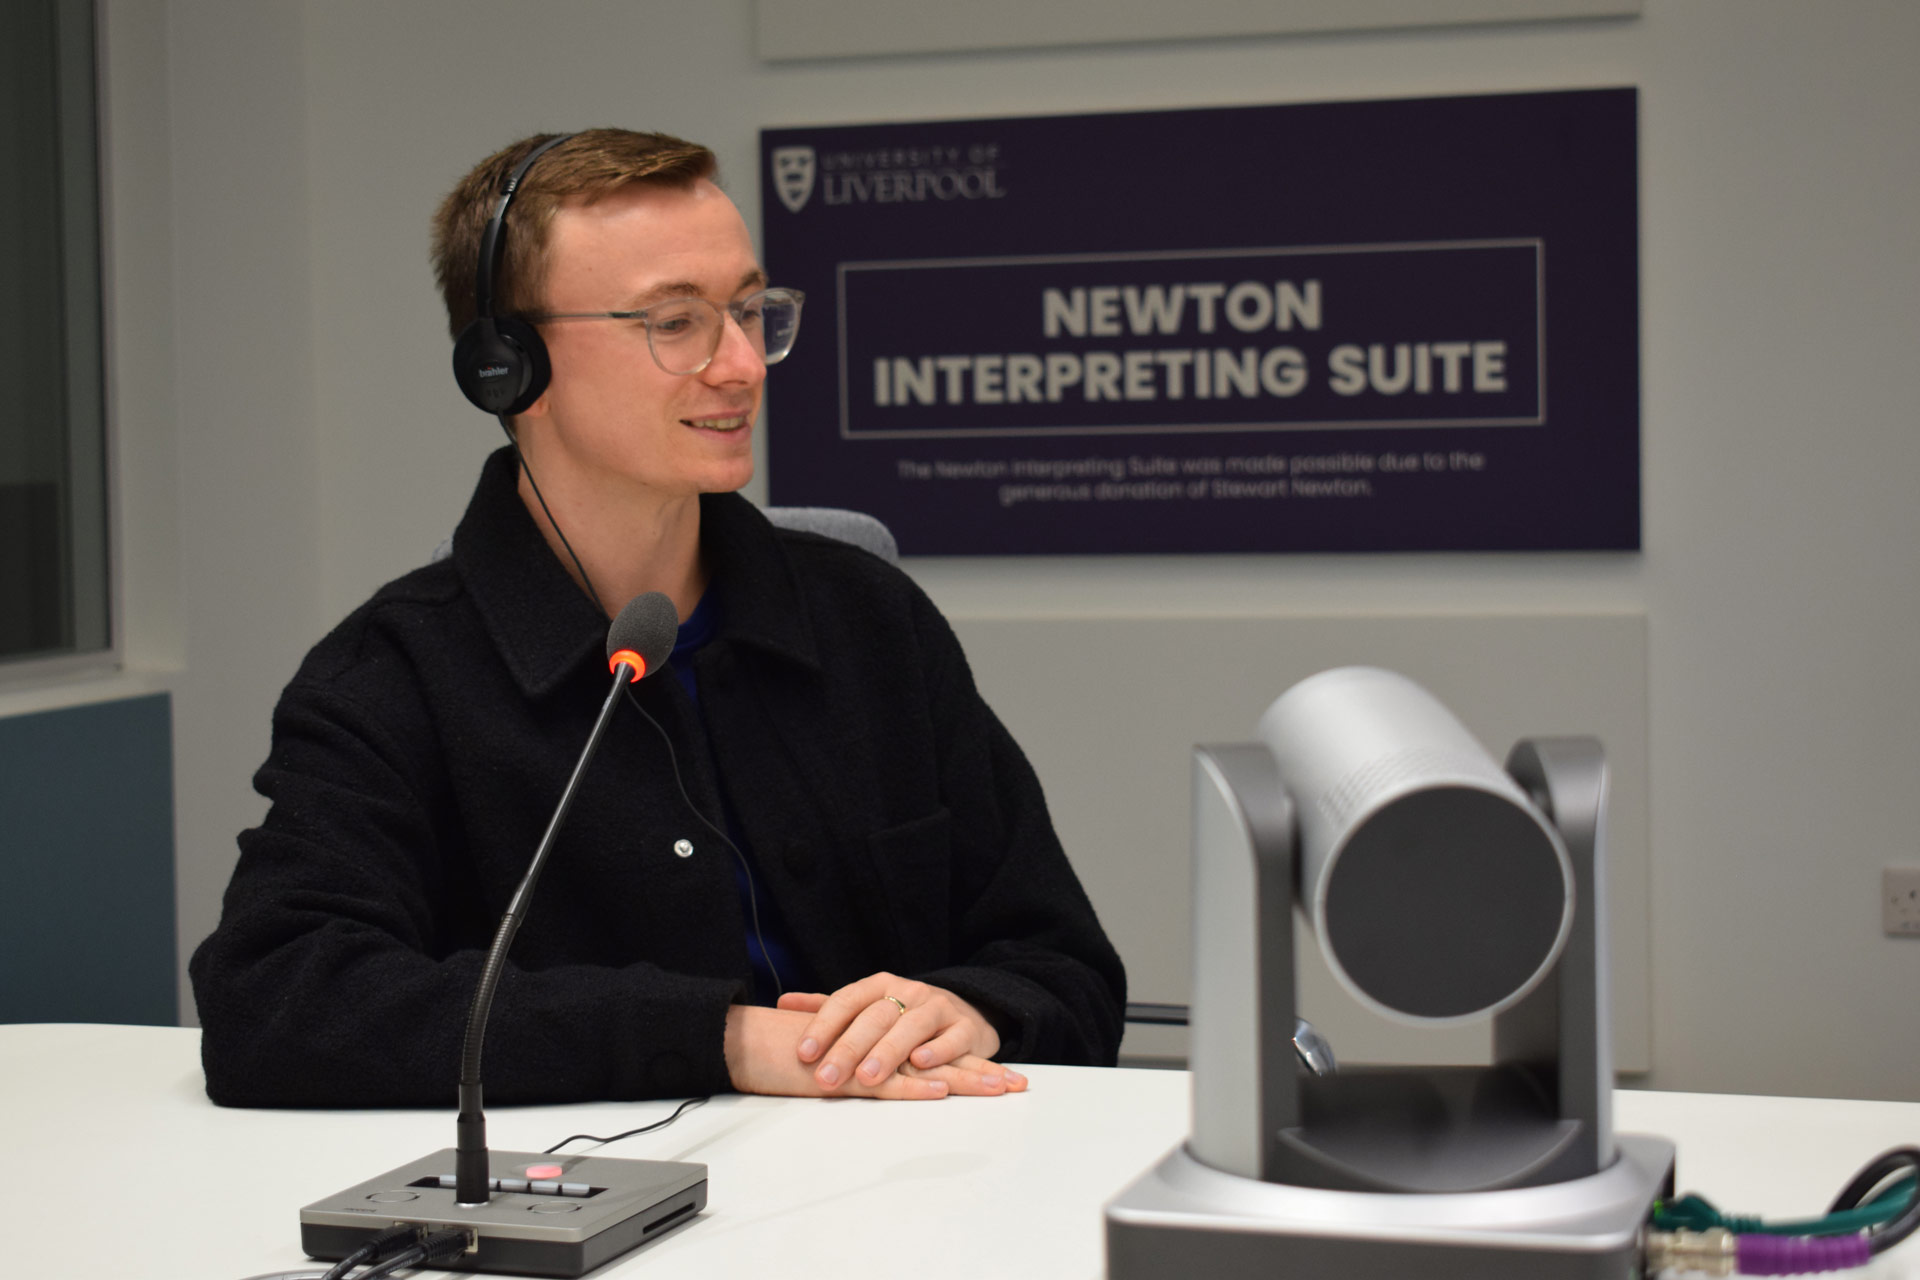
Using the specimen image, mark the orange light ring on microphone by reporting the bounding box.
[608,649,647,682]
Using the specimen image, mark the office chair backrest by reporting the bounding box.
[761,506,899,563]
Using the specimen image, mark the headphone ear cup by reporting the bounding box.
[452,316,551,415]
[492,317,551,414]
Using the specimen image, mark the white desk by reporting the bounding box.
[3,1024,1916,1279]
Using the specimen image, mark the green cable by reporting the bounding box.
[1653,1171,1917,1237]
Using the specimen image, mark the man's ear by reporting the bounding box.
[514,385,552,423]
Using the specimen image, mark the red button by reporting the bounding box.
[524,1164,565,1180]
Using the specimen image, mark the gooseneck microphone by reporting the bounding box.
[456,591,680,1206]
[303,592,710,1278]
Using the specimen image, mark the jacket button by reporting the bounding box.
[673,839,694,858]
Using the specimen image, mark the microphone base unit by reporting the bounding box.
[299,1148,706,1277]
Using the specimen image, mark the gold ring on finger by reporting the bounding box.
[883,995,908,1016]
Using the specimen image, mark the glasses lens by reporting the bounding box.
[753,289,803,365]
[645,298,724,375]
[640,290,805,374]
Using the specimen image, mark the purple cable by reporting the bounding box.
[1737,1232,1872,1275]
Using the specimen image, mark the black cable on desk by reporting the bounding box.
[318,1223,419,1280]
[544,1094,709,1154]
[354,1228,472,1280]
[1829,1145,1920,1255]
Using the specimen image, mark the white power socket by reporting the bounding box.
[1885,867,1920,937]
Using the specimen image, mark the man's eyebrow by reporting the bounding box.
[623,270,769,309]
[624,280,704,308]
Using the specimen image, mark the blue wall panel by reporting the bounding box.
[0,692,176,1024]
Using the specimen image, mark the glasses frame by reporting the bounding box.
[524,286,806,376]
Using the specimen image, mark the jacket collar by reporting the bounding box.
[452,448,822,698]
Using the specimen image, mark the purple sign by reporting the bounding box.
[761,90,1638,554]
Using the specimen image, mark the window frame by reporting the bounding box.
[1,0,115,681]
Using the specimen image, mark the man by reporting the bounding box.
[189,129,1125,1107]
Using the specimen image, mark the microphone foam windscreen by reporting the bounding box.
[606,591,680,678]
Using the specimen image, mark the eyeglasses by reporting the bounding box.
[525,287,805,376]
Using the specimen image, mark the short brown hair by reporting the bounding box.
[430,128,716,340]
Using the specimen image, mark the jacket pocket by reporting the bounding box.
[865,808,953,973]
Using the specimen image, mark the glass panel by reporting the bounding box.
[0,0,108,664]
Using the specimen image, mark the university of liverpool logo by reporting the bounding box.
[772,146,816,213]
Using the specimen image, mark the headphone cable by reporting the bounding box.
[494,415,784,999]
[497,414,610,619]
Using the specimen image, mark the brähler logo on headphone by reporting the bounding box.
[477,364,511,379]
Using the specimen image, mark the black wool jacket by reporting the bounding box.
[189,449,1126,1107]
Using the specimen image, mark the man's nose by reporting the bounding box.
[702,312,766,383]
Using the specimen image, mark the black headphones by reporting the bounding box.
[451,133,577,416]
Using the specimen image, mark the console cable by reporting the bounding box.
[544,1093,710,1154]
[1646,1145,1918,1275]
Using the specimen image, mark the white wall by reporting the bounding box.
[97,0,1920,1100]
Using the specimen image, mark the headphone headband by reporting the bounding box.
[473,132,576,321]
[453,132,577,417]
